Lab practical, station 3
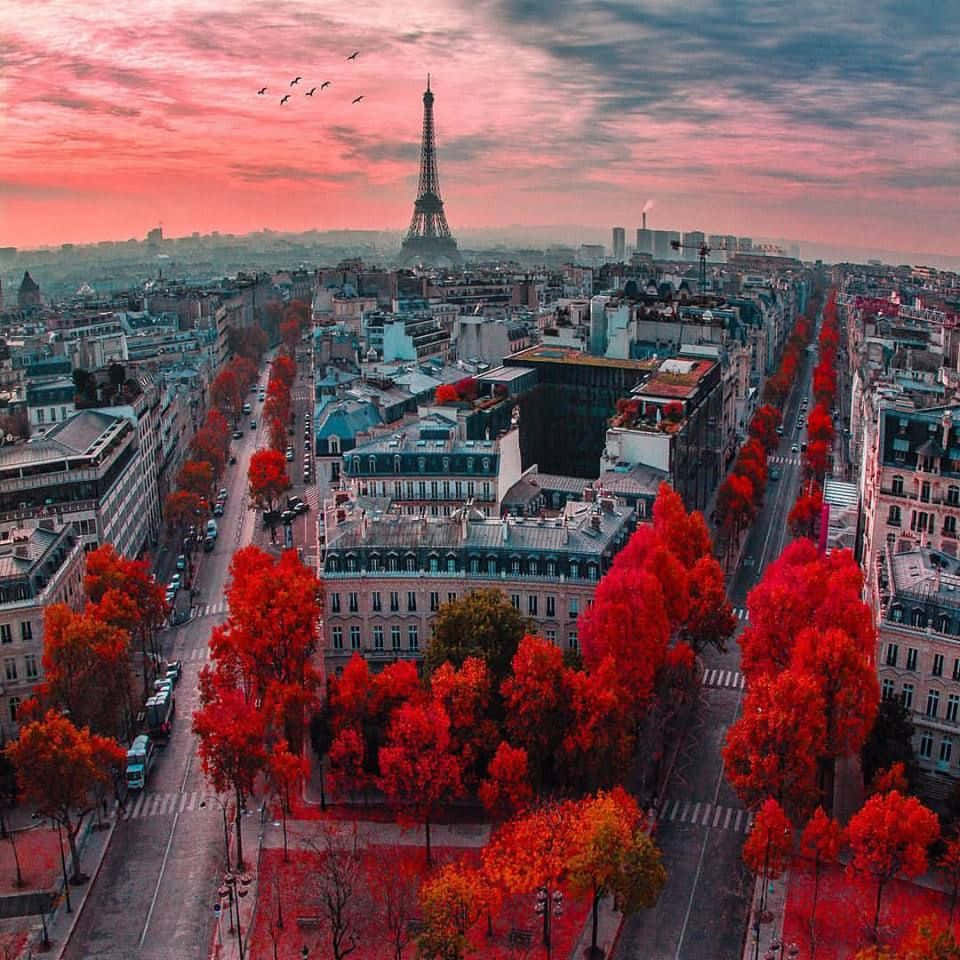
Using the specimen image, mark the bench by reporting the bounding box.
[509,929,533,947]
[296,916,324,929]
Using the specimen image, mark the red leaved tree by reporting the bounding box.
[800,807,844,954]
[724,670,826,822]
[749,404,782,453]
[788,488,823,540]
[247,449,291,517]
[478,741,533,821]
[847,791,940,943]
[211,367,242,422]
[434,384,459,405]
[164,490,206,537]
[651,483,712,569]
[378,699,463,863]
[742,797,794,919]
[938,836,960,925]
[7,710,124,881]
[177,459,214,501]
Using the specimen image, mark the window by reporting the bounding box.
[0,625,10,645]
[919,732,933,759]
[447,593,457,604]
[369,456,377,474]
[407,591,417,612]
[3,659,16,682]
[942,738,954,765]
[8,698,19,724]
[470,557,479,573]
[949,486,960,506]
[332,627,343,650]
[570,561,579,579]
[369,555,380,572]
[892,475,904,496]
[947,516,959,536]
[545,629,557,645]
[510,594,520,610]
[487,557,496,574]
[954,658,960,682]
[885,643,899,667]
[588,564,598,581]
[391,626,401,650]
[20,621,32,641]
[350,626,361,650]
[546,596,556,618]
[934,654,944,677]
[567,631,578,650]
[346,555,357,573]
[887,505,901,526]
[902,683,914,709]
[882,678,896,700]
[546,560,556,577]
[372,592,382,612]
[429,556,439,572]
[405,555,416,572]
[511,558,521,574]
[408,625,419,651]
[927,689,941,717]
[907,648,918,671]
[528,595,538,616]
[330,593,341,614]
[373,626,384,650]
[430,591,440,612]
[948,694,960,723]
[387,556,398,572]
[569,597,579,620]
[348,592,358,613]
[24,655,37,679]
[446,556,456,573]
[390,592,399,612]
[921,481,931,503]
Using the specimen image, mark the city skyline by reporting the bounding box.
[1,0,958,260]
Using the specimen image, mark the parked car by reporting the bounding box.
[791,443,799,453]
[203,536,215,552]
[232,430,242,439]
[281,510,296,524]
[218,488,228,501]
[229,454,237,465]
[213,503,224,517]
[176,554,187,571]
[294,500,309,514]
[250,420,256,429]
[169,573,181,589]
[769,468,780,482]
[165,660,182,683]
[286,450,294,462]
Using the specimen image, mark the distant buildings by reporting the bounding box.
[612,227,625,262]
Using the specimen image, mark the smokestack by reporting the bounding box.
[642,212,647,231]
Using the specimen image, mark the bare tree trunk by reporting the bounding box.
[234,787,245,870]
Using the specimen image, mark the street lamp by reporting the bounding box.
[220,872,251,960]
[32,813,71,913]
[200,796,231,871]
[534,886,563,960]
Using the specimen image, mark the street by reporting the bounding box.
[65,358,321,960]
[615,325,819,960]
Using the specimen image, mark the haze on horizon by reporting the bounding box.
[1,0,958,260]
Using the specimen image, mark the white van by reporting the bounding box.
[206,519,218,539]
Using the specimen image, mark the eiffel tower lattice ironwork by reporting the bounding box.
[399,75,461,266]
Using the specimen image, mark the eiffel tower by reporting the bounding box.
[399,75,461,266]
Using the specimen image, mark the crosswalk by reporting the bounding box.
[191,600,228,619]
[180,645,209,663]
[702,668,746,690]
[655,798,753,834]
[123,790,216,820]
[733,606,748,621]
[768,455,802,466]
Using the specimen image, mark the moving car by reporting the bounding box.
[232,430,242,439]
[213,503,224,517]
[229,454,237,465]
[250,420,256,429]
[791,443,799,453]
[176,554,186,571]
[769,468,780,482]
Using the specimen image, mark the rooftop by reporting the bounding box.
[509,344,657,370]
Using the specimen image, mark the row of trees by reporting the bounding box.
[4,543,168,882]
[211,355,259,425]
[192,545,322,868]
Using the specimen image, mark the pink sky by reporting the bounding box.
[1,0,958,257]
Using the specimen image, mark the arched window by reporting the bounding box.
[892,475,904,496]
[329,435,341,455]
[368,456,377,474]
[912,608,926,628]
[394,455,401,473]
[890,604,904,623]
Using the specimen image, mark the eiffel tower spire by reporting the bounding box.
[399,76,461,266]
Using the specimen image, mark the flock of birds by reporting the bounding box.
[260,51,364,106]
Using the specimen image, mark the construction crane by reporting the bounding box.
[670,239,711,295]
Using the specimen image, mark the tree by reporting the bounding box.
[308,822,368,960]
[862,698,918,789]
[271,354,297,389]
[478,742,533,821]
[7,710,124,882]
[938,837,960,925]
[425,588,530,687]
[800,807,844,955]
[805,440,830,483]
[682,555,737,654]
[651,483,712,569]
[378,699,463,864]
[742,798,794,920]
[327,727,367,800]
[807,404,835,447]
[788,488,823,539]
[211,367,242,422]
[898,915,960,960]
[367,854,421,960]
[846,790,940,943]
[164,490,206,536]
[247,448,291,516]
[268,416,286,454]
[724,670,826,821]
[40,604,133,739]
[749,404,782,453]
[716,473,755,547]
[567,790,666,958]
[266,741,306,862]
[176,459,214,501]
[280,317,301,353]
[434,384,459,405]
[418,862,489,960]
[500,635,573,790]
[579,565,671,720]
[192,686,267,870]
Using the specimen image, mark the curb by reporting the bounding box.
[54,816,118,960]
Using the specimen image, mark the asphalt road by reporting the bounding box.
[64,362,301,960]
[615,322,822,960]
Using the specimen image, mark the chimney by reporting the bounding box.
[591,512,602,531]
[584,485,595,503]
[600,497,615,513]
[642,212,647,231]
[502,517,510,542]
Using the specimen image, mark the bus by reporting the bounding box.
[126,735,156,791]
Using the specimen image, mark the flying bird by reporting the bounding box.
[346,51,359,60]
[306,87,317,96]
[320,81,331,89]
[280,94,291,105]
[257,87,267,95]
[351,95,364,103]
[290,76,302,86]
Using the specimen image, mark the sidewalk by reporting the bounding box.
[742,869,793,960]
